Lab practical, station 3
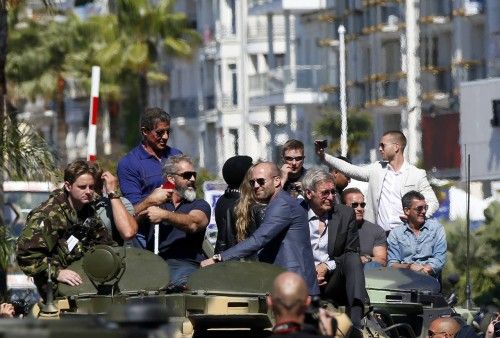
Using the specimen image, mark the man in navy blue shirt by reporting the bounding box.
[117,107,182,248]
[139,154,211,288]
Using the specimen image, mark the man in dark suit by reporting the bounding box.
[301,168,368,330]
[201,162,319,296]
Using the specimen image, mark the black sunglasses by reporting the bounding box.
[174,171,197,180]
[284,156,305,162]
[351,202,366,208]
[249,178,267,186]
[318,189,336,198]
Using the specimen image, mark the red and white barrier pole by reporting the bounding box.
[87,66,100,162]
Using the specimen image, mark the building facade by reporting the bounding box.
[158,0,496,178]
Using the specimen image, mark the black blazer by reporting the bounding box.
[301,201,360,259]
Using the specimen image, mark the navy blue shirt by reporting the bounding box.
[117,144,182,246]
[150,199,211,263]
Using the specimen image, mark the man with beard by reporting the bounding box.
[139,155,211,289]
[117,107,182,248]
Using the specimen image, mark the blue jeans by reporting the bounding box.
[166,259,199,288]
[364,261,383,271]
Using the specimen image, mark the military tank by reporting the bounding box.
[364,267,471,338]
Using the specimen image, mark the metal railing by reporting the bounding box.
[247,21,285,40]
[421,71,453,94]
[249,65,338,97]
[420,0,452,18]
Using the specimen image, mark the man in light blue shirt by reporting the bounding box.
[387,191,446,277]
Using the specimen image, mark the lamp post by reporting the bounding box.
[338,25,348,157]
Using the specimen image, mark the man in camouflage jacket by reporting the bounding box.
[16,160,115,299]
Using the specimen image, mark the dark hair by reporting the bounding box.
[341,187,363,204]
[336,155,351,164]
[281,139,304,157]
[402,190,425,209]
[64,160,99,184]
[140,107,171,132]
[383,130,407,150]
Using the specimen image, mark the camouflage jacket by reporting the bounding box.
[16,189,115,295]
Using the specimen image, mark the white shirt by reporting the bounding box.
[377,161,408,230]
[308,208,336,271]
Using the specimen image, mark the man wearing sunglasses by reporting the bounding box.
[301,168,368,333]
[201,162,319,296]
[139,155,211,289]
[118,107,182,248]
[341,188,387,270]
[315,131,439,232]
[281,139,308,198]
[387,191,447,277]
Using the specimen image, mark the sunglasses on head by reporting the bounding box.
[351,202,366,208]
[174,171,197,180]
[249,178,267,187]
[284,156,304,162]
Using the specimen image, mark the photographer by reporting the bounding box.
[268,272,338,337]
[16,160,115,300]
[485,312,500,338]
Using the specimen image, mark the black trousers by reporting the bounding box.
[321,252,369,319]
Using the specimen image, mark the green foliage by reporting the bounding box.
[314,109,373,155]
[442,204,500,307]
[195,168,217,199]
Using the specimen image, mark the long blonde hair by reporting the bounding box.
[234,164,258,242]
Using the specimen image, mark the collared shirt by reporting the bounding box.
[387,218,447,274]
[377,161,409,230]
[307,208,336,271]
[117,144,182,246]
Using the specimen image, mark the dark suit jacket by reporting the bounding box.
[221,190,320,295]
[326,204,360,258]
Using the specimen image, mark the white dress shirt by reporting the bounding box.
[308,208,336,271]
[377,161,408,230]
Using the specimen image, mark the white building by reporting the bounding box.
[157,0,495,178]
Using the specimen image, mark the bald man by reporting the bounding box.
[268,272,337,337]
[202,162,319,296]
[427,317,461,338]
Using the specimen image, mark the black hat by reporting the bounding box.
[222,155,253,188]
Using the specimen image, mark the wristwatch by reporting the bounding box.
[108,191,122,199]
[213,254,223,262]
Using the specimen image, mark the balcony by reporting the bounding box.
[421,68,453,102]
[380,4,401,33]
[169,97,198,119]
[249,65,333,106]
[248,0,335,16]
[420,0,452,24]
[453,0,485,16]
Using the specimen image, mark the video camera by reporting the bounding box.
[304,296,338,335]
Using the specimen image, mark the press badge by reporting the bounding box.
[67,235,79,252]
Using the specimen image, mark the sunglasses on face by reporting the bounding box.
[317,189,336,198]
[174,171,197,180]
[412,205,428,213]
[284,156,305,162]
[153,129,170,138]
[379,142,397,149]
[351,202,366,208]
[249,178,267,187]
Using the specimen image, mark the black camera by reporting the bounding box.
[315,140,328,149]
[494,320,500,337]
[304,296,337,335]
[8,288,39,317]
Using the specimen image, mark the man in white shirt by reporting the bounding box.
[316,131,439,231]
[300,168,368,332]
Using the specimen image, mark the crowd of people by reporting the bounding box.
[5,106,493,336]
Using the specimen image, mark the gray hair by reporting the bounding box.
[163,154,193,175]
[301,167,334,200]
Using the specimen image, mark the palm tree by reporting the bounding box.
[315,109,373,156]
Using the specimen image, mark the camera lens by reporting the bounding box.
[493,321,500,337]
